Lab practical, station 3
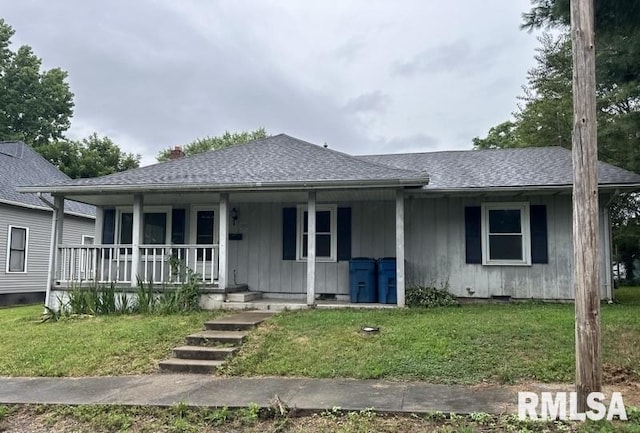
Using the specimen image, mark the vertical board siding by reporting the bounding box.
[403,194,606,300]
[0,204,94,295]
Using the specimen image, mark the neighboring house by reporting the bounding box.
[17,134,640,308]
[0,141,95,306]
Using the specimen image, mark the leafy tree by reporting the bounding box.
[156,128,268,162]
[0,19,74,147]
[40,133,140,179]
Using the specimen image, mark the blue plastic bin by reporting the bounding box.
[349,258,377,303]
[377,258,397,304]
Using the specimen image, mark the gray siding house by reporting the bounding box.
[0,142,95,305]
[17,134,640,308]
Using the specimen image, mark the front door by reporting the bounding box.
[189,206,218,281]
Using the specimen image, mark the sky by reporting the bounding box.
[1,1,541,166]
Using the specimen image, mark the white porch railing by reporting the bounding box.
[56,244,219,286]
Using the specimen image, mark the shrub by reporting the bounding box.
[406,284,458,308]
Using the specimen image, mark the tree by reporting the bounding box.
[39,133,140,179]
[156,128,268,162]
[0,19,74,147]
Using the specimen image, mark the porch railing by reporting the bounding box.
[56,244,219,286]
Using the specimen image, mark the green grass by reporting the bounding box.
[1,404,638,433]
[224,287,640,384]
[0,305,217,376]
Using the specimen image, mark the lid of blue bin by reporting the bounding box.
[351,257,375,261]
[378,257,396,262]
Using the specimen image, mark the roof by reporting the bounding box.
[19,134,429,193]
[360,146,640,190]
[0,141,95,217]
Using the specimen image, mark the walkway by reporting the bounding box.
[0,375,536,414]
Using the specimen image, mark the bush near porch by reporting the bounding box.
[0,288,638,383]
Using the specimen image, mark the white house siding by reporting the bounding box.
[404,194,612,300]
[227,201,396,296]
[0,203,94,300]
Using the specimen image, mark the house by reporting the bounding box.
[0,141,95,306]
[16,134,640,308]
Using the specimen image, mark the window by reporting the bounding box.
[115,208,171,254]
[6,226,28,273]
[296,205,337,261]
[481,202,531,265]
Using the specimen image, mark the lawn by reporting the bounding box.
[0,305,217,376]
[224,287,640,384]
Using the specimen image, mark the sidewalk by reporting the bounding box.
[0,375,530,414]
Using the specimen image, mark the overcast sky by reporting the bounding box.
[1,1,540,166]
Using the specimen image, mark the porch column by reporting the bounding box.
[94,207,104,244]
[307,191,316,306]
[218,193,229,290]
[45,195,64,308]
[395,189,406,307]
[130,194,144,287]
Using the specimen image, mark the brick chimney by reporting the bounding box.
[169,145,185,160]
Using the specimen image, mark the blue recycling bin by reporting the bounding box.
[349,258,377,303]
[377,258,397,304]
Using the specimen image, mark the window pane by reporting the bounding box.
[489,235,523,260]
[120,213,133,244]
[302,234,308,256]
[10,228,26,250]
[196,211,214,244]
[9,251,25,272]
[489,209,521,233]
[303,212,308,232]
[317,234,331,257]
[171,209,186,244]
[316,211,330,233]
[144,213,166,244]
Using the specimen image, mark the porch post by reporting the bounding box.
[218,193,229,290]
[130,194,144,287]
[45,195,64,309]
[395,189,406,307]
[94,207,104,244]
[307,191,316,306]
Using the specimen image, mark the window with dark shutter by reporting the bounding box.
[465,206,482,264]
[530,205,548,264]
[282,207,297,260]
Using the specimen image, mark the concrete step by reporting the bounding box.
[226,291,262,302]
[204,311,275,331]
[185,330,248,346]
[158,358,224,374]
[173,345,239,360]
[225,284,249,293]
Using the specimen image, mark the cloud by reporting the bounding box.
[391,40,493,77]
[344,91,391,114]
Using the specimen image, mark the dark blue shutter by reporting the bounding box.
[102,209,115,244]
[465,206,482,264]
[530,205,548,264]
[282,207,297,260]
[337,207,352,261]
[171,209,186,244]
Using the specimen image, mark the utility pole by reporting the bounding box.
[571,0,601,412]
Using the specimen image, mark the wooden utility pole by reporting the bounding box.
[571,0,602,412]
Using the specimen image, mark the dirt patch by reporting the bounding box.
[604,364,640,386]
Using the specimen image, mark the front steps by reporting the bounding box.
[158,311,274,374]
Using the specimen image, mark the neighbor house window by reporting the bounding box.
[6,226,28,273]
[481,202,531,265]
[296,205,337,261]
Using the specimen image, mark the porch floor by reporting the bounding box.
[224,297,398,311]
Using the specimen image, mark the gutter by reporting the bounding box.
[410,183,640,194]
[0,198,95,219]
[16,177,430,195]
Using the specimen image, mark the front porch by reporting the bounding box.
[47,189,408,308]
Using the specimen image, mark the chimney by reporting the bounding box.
[169,145,185,160]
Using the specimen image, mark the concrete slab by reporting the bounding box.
[0,375,523,415]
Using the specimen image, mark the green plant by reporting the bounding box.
[204,406,231,426]
[134,278,157,314]
[406,284,458,308]
[237,403,261,425]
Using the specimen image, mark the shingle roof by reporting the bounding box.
[28,134,428,190]
[0,141,95,217]
[360,146,640,190]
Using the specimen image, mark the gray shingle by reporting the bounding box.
[360,146,640,189]
[0,141,95,216]
[37,134,428,188]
